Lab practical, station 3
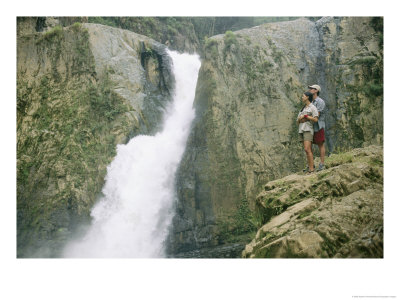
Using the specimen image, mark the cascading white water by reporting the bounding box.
[63,50,201,258]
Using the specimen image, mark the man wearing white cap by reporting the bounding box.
[308,84,326,171]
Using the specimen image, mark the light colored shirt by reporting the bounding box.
[312,96,326,131]
[298,103,319,134]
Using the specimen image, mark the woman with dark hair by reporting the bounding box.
[297,92,319,173]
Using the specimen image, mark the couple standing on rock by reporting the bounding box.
[297,84,326,174]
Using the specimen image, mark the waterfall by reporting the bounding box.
[63,50,201,258]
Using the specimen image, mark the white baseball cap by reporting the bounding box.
[308,84,321,92]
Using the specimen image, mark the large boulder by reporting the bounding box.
[243,145,383,258]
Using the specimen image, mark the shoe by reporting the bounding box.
[317,163,325,172]
[303,165,315,173]
[305,169,315,175]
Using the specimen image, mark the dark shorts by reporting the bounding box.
[313,128,325,144]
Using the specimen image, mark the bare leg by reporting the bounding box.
[304,141,314,171]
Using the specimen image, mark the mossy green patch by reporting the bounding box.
[216,198,259,243]
[36,25,63,44]
[204,37,219,59]
[17,26,133,257]
[223,30,238,52]
[325,152,354,167]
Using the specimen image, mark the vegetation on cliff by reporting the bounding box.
[17,21,173,257]
[87,17,300,54]
[16,17,383,258]
[321,17,383,150]
[168,17,383,257]
[17,23,134,257]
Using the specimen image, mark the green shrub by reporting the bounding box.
[45,25,63,38]
[205,37,218,49]
[204,37,219,59]
[224,30,238,50]
[36,25,63,44]
[71,22,82,32]
[364,82,383,97]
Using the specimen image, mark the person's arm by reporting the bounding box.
[308,106,319,123]
[297,112,303,124]
[298,113,308,123]
[315,99,325,116]
[304,114,318,123]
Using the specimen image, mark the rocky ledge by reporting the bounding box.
[243,145,383,258]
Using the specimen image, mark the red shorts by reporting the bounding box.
[313,128,325,144]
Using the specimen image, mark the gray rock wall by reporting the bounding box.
[316,17,383,150]
[168,17,383,255]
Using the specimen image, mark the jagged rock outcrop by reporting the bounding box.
[242,145,383,258]
[168,17,383,256]
[17,21,174,257]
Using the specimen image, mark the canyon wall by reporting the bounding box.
[16,17,383,257]
[17,21,174,257]
[168,17,383,256]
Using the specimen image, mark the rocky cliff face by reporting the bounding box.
[17,17,383,258]
[316,17,383,150]
[243,145,383,258]
[17,21,174,257]
[168,17,383,256]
